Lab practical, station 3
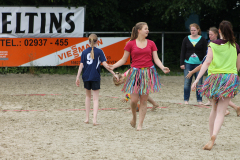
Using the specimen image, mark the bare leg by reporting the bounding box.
[228,100,240,116]
[212,98,230,136]
[148,96,159,111]
[130,93,139,128]
[137,94,148,131]
[209,99,217,137]
[92,89,100,125]
[84,89,91,124]
[203,97,230,150]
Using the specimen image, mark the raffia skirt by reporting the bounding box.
[197,73,239,101]
[121,65,161,95]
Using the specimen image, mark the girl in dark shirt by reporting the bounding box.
[180,23,207,105]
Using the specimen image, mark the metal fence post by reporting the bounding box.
[162,32,164,65]
[85,32,89,37]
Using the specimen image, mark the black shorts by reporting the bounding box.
[84,81,100,90]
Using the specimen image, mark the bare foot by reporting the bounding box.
[151,104,159,111]
[136,125,142,131]
[198,102,204,105]
[204,101,212,106]
[203,135,216,150]
[93,123,100,126]
[130,119,136,128]
[84,120,89,124]
[225,110,230,116]
[184,101,189,105]
[236,107,240,116]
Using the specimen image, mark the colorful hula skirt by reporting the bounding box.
[122,66,161,95]
[197,73,240,100]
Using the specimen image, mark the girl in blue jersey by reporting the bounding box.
[76,34,117,126]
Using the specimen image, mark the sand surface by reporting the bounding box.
[0,74,240,159]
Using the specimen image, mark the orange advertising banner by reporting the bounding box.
[0,37,130,67]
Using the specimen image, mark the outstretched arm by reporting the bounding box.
[191,47,213,91]
[109,50,130,70]
[102,61,119,81]
[152,51,170,73]
[102,61,116,75]
[186,64,202,78]
[76,63,83,87]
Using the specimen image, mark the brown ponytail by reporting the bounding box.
[89,34,98,59]
[130,22,147,41]
[219,20,235,46]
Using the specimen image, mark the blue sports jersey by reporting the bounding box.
[80,47,107,82]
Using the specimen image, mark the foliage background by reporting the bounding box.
[0,0,240,73]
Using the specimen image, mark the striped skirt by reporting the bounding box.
[122,66,161,95]
[198,73,239,100]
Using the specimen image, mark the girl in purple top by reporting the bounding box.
[187,27,240,116]
[192,21,240,150]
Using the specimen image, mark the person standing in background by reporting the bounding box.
[180,23,207,105]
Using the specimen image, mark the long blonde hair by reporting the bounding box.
[89,34,98,59]
[130,22,147,41]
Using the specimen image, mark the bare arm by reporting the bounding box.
[109,50,130,70]
[102,61,116,75]
[102,61,119,82]
[152,51,170,73]
[76,63,83,87]
[180,37,187,69]
[191,47,213,90]
[192,64,202,74]
[186,64,202,78]
[237,53,240,71]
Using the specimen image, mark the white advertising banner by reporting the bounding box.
[0,6,85,37]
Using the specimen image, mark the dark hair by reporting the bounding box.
[219,20,235,46]
[130,22,147,41]
[189,23,201,35]
[89,34,98,59]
